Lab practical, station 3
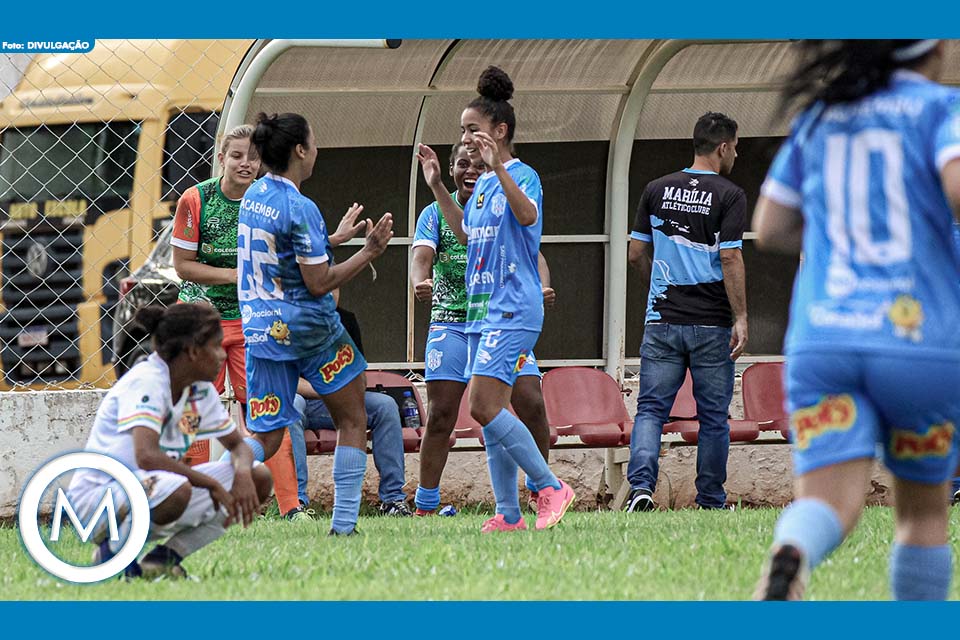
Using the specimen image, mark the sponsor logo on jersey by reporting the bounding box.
[791,394,857,450]
[269,320,291,346]
[320,343,355,383]
[469,225,498,242]
[475,193,485,209]
[249,394,281,420]
[888,294,924,343]
[890,422,954,460]
[470,271,495,286]
[245,331,269,345]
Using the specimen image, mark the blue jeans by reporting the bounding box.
[627,323,734,509]
[289,392,407,505]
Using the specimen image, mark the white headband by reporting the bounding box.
[891,39,940,62]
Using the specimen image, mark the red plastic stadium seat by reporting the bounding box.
[541,367,629,447]
[670,371,698,420]
[305,428,338,454]
[663,370,759,444]
[365,370,425,452]
[741,362,791,441]
[183,439,210,467]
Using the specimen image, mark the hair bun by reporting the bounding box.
[477,66,514,102]
[133,305,165,334]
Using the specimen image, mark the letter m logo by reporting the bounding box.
[50,487,120,543]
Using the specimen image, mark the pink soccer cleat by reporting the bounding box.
[480,514,528,533]
[535,480,575,530]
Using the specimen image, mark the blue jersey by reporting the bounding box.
[462,159,544,334]
[763,70,960,358]
[237,174,343,361]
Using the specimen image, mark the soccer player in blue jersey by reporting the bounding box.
[417,67,574,532]
[753,40,960,600]
[238,112,393,535]
[411,143,557,517]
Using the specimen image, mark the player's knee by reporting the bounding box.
[469,400,499,426]
[153,481,192,525]
[260,429,286,459]
[426,403,458,437]
[252,464,274,504]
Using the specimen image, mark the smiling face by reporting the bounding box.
[450,145,485,205]
[219,137,261,190]
[459,106,507,159]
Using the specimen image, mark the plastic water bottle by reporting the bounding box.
[401,391,421,429]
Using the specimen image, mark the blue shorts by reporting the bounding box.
[426,323,540,383]
[246,329,367,433]
[786,350,960,484]
[464,328,540,387]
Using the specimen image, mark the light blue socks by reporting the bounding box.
[331,446,366,534]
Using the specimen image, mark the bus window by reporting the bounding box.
[0,121,139,216]
[161,109,219,202]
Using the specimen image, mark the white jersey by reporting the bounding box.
[69,352,235,493]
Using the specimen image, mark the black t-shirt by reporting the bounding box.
[631,169,746,326]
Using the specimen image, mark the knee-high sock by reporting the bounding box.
[890,543,952,600]
[264,430,300,515]
[485,442,521,524]
[482,409,559,492]
[331,446,366,533]
[773,498,844,570]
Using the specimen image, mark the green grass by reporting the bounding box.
[3,506,960,600]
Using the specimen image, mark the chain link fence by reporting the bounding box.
[0,40,251,390]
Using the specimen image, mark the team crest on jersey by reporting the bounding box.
[475,193,485,209]
[320,343,355,383]
[890,421,954,460]
[427,348,443,370]
[491,194,507,217]
[888,294,923,342]
[178,411,200,436]
[269,320,292,345]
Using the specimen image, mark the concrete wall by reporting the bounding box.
[0,380,895,519]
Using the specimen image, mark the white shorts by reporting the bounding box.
[67,461,236,549]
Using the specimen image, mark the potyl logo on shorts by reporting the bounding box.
[890,422,954,460]
[513,351,529,373]
[320,344,355,383]
[18,452,149,583]
[791,394,856,450]
[249,394,281,420]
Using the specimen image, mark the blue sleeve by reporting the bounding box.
[515,165,543,216]
[761,114,807,209]
[290,197,331,265]
[412,203,440,250]
[934,93,960,172]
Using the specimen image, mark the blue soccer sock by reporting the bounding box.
[485,442,521,524]
[482,409,560,492]
[773,498,844,570]
[525,475,537,493]
[219,436,265,463]
[415,485,441,512]
[890,543,952,600]
[331,446,366,534]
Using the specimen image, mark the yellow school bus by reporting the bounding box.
[0,39,252,389]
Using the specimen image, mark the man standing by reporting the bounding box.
[625,112,748,512]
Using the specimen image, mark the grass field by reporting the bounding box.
[3,505,960,600]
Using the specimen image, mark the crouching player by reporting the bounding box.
[67,303,272,579]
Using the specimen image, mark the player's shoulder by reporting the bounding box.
[113,356,170,402]
[511,159,541,181]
